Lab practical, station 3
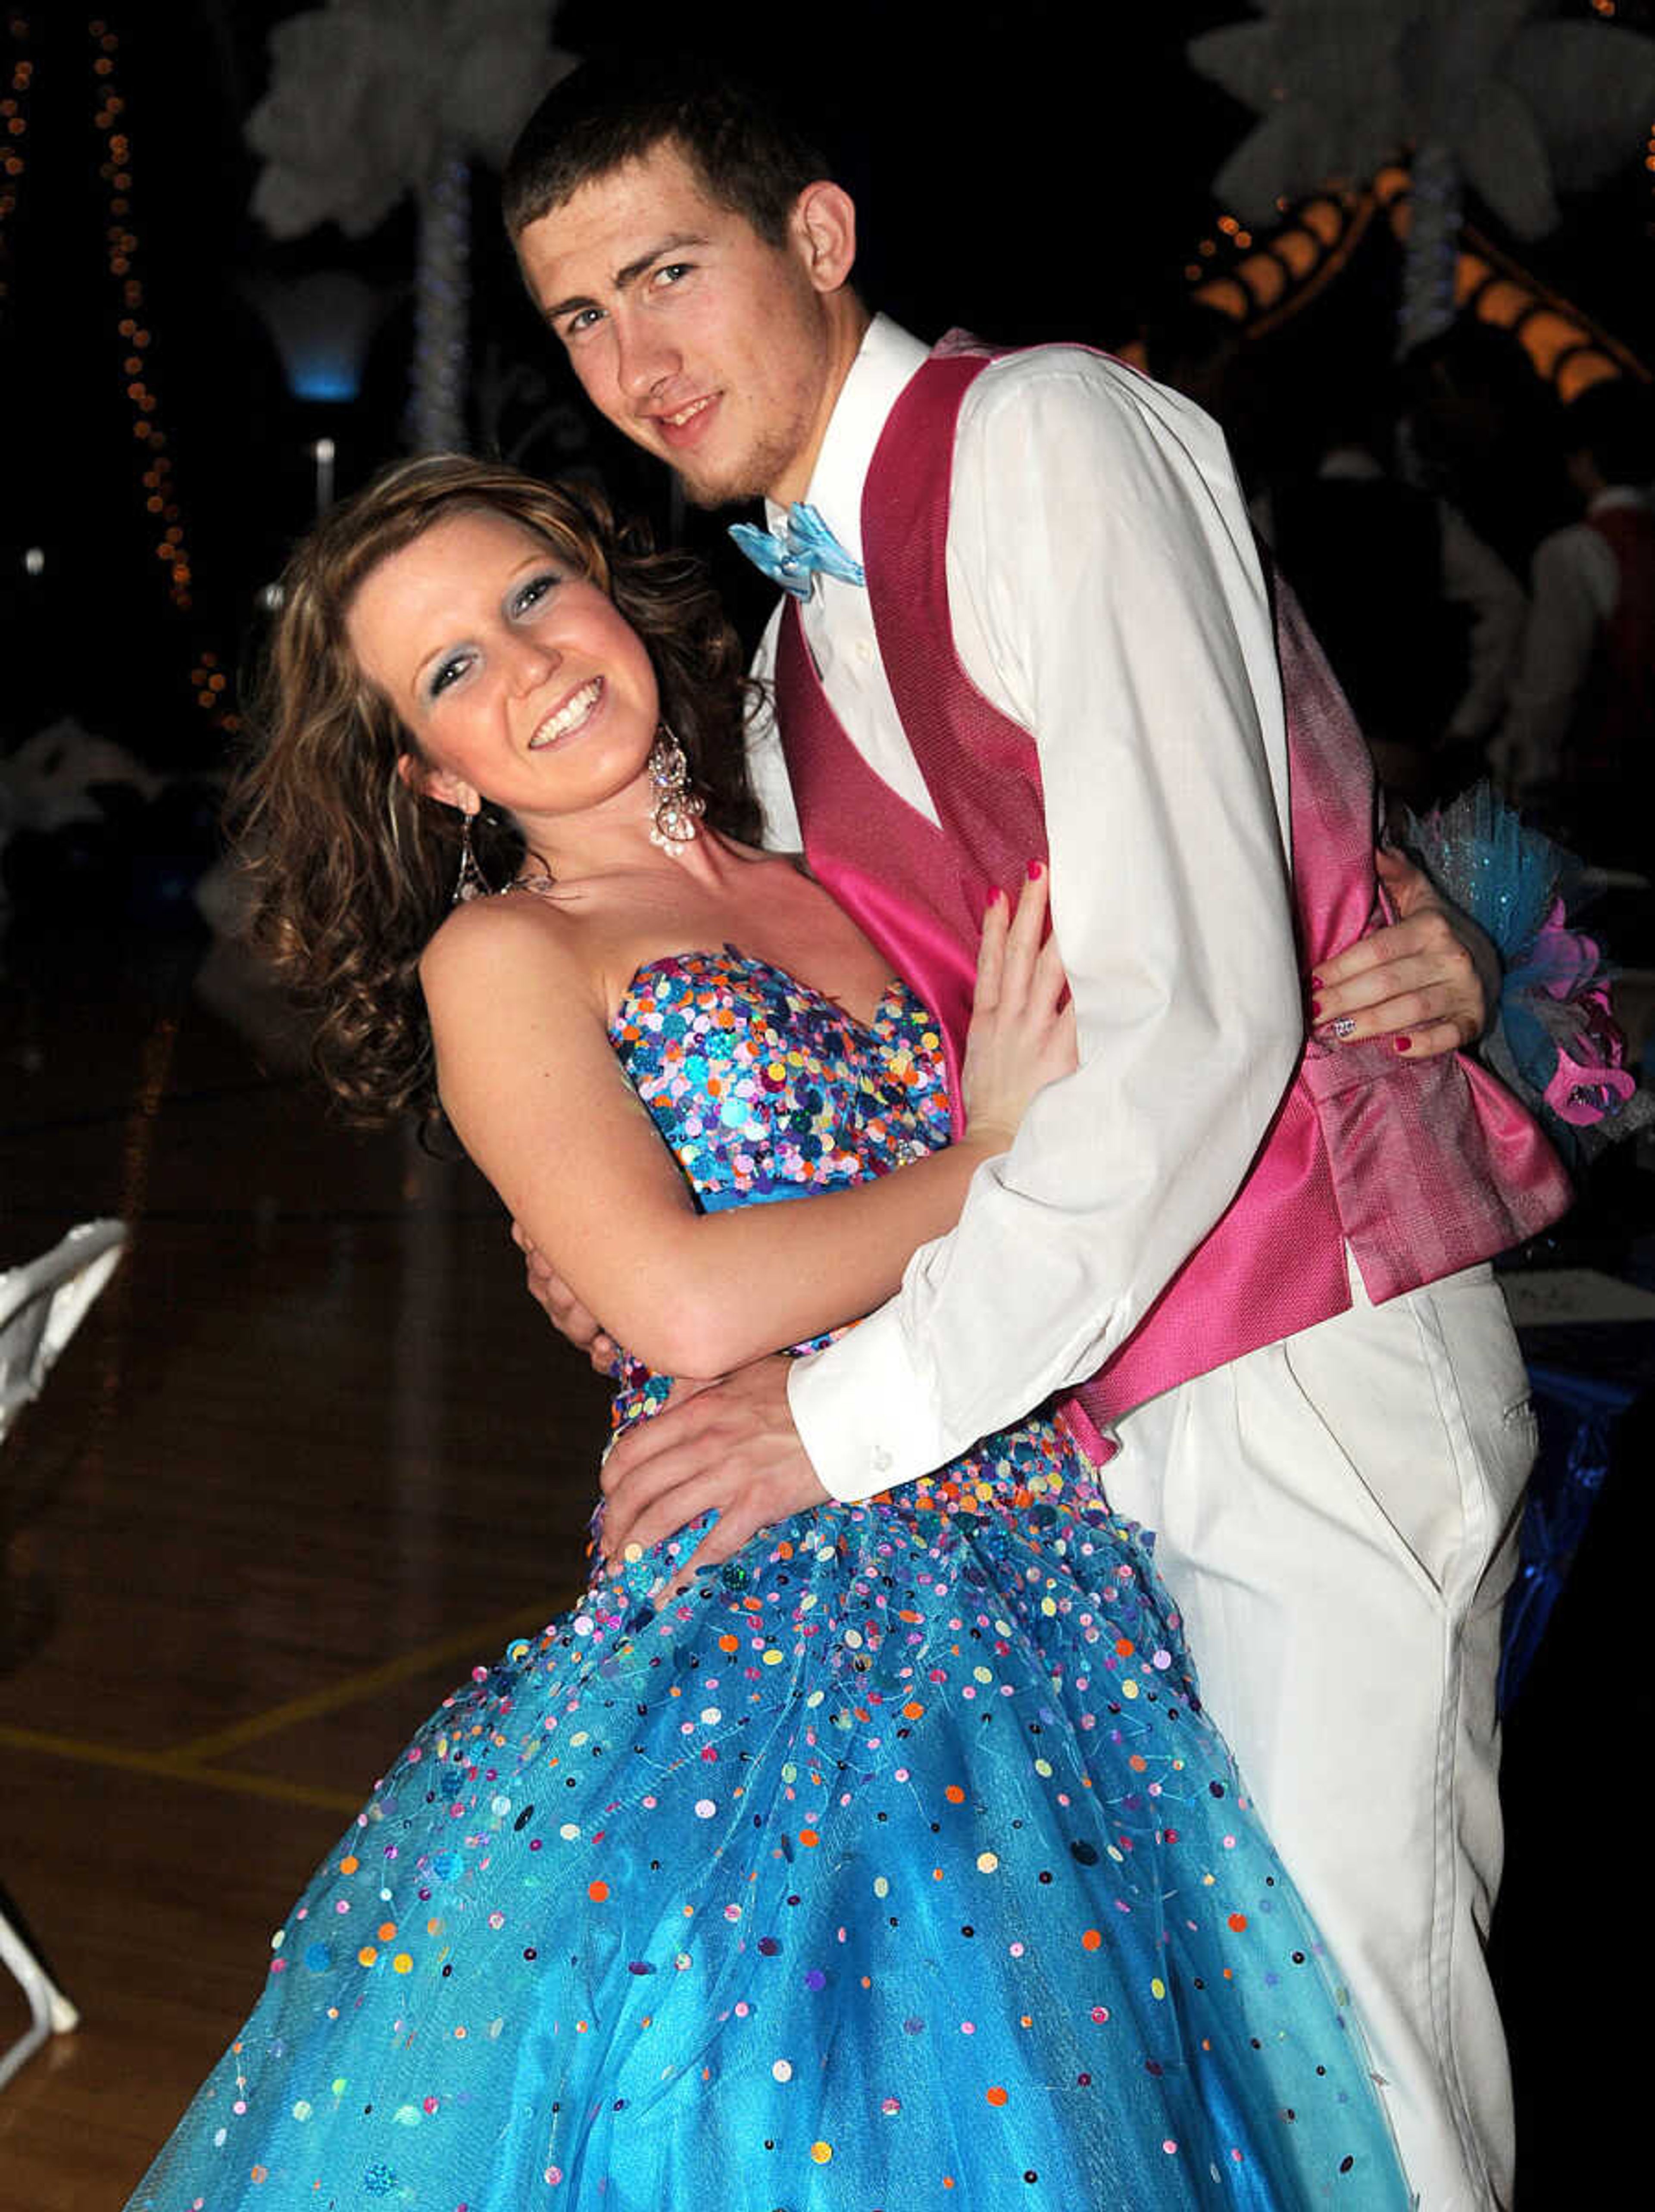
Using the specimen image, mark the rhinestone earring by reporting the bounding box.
[452,805,489,904]
[647,727,706,857]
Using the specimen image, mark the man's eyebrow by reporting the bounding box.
[542,231,710,322]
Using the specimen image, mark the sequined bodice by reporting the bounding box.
[605,949,952,1421]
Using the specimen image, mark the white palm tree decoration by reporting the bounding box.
[247,0,573,451]
[1190,0,1655,354]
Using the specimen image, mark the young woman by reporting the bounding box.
[128,456,1408,2209]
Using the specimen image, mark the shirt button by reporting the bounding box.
[855,639,874,665]
[872,1445,893,1474]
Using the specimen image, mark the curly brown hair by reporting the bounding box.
[235,454,760,1127]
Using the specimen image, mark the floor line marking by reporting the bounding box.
[0,1725,361,1813]
[173,1601,578,1762]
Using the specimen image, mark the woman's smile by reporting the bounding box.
[529,675,605,750]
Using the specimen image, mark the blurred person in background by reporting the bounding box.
[1493,378,1655,876]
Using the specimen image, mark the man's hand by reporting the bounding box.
[1310,845,1499,1058]
[599,1356,830,1594]
[512,1221,618,1374]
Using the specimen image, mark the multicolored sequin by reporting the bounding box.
[128,952,1407,2209]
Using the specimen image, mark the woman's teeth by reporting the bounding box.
[530,679,602,748]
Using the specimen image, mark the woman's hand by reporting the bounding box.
[960,864,1077,1151]
[1309,845,1497,1058]
[512,1219,619,1374]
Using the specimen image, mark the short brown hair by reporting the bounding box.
[236,455,758,1127]
[503,57,836,247]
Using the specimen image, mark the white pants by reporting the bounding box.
[1106,1260,1533,2212]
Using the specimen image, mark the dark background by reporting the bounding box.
[7,0,1655,784]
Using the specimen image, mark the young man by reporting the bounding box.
[501,63,1570,2209]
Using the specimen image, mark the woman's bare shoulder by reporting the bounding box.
[418,888,602,1016]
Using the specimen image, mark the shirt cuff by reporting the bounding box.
[786,1303,954,1502]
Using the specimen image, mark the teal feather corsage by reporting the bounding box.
[1405,784,1651,1158]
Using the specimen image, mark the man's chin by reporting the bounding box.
[665,437,780,513]
[660,420,801,511]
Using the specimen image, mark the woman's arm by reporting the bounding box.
[423,880,1069,1379]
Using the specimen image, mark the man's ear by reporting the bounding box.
[397,751,477,815]
[791,181,857,297]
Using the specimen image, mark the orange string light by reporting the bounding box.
[87,16,237,735]
[0,9,33,311]
[1172,160,1646,404]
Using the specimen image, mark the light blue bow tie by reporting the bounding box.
[728,502,865,599]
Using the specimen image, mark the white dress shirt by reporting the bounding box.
[750,316,1305,1502]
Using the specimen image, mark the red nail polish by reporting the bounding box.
[1394,1035,1412,1054]
[1309,995,1323,1019]
[1027,858,1045,882]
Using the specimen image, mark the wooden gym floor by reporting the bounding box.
[0,918,1641,2204]
[0,923,610,2206]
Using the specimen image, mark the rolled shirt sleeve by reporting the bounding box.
[786,351,1307,1499]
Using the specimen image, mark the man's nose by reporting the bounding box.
[613,311,679,402]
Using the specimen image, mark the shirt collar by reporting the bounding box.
[765,314,929,564]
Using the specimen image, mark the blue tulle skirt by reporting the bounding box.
[128,1413,1406,2209]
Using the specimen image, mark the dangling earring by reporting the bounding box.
[647,726,706,857]
[452,804,489,904]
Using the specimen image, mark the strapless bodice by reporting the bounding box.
[605,949,953,1426]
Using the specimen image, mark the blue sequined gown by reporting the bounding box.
[129,953,1408,2210]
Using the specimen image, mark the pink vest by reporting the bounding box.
[775,344,1571,1448]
